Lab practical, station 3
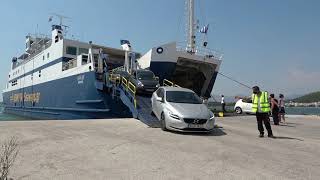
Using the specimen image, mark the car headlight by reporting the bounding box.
[156,84,160,88]
[169,111,180,120]
[209,112,215,120]
[137,81,144,87]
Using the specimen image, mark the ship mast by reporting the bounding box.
[187,0,196,53]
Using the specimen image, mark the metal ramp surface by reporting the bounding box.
[109,74,160,128]
[136,95,161,128]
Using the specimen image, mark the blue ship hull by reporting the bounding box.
[2,71,132,120]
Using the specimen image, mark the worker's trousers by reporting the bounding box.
[256,112,273,136]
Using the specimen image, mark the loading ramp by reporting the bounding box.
[108,71,161,128]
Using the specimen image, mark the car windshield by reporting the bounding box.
[137,71,154,80]
[166,91,202,104]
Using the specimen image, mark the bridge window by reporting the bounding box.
[78,48,89,55]
[66,46,77,56]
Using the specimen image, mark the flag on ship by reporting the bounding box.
[199,24,209,34]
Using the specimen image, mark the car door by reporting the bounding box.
[243,99,253,113]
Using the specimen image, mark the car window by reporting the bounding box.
[137,71,154,80]
[156,88,164,98]
[166,91,202,104]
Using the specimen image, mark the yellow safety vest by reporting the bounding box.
[252,91,270,113]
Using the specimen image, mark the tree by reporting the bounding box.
[0,137,19,180]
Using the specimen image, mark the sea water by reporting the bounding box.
[209,105,320,116]
[0,105,27,121]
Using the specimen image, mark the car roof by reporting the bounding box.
[161,86,194,93]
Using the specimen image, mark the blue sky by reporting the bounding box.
[1,0,319,100]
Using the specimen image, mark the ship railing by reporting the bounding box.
[163,79,180,88]
[15,39,52,68]
[109,73,121,84]
[111,66,125,73]
[121,77,137,108]
[176,42,223,61]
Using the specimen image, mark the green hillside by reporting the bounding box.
[293,91,320,103]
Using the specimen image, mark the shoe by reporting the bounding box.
[259,134,264,138]
[268,134,275,138]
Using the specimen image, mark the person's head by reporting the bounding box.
[279,94,284,98]
[221,95,224,97]
[252,86,260,94]
[270,94,275,98]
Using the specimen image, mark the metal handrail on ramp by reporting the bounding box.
[108,69,160,128]
[163,79,181,88]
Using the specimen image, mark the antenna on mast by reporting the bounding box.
[49,13,71,36]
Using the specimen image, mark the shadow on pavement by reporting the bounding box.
[274,136,304,141]
[278,124,296,127]
[169,127,227,137]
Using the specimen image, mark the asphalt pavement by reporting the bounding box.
[0,115,319,180]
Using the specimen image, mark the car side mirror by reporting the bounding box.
[156,97,163,102]
[202,99,208,104]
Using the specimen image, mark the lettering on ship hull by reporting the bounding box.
[10,93,41,103]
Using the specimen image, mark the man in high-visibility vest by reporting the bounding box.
[252,86,274,138]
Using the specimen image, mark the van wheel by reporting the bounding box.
[235,107,242,114]
[160,112,167,131]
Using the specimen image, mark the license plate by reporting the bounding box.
[146,89,154,92]
[188,124,203,128]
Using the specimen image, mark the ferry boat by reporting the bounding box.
[2,0,222,119]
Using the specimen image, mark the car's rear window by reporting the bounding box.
[166,91,202,104]
[137,71,154,80]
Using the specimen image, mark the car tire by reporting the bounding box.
[160,112,167,131]
[235,107,242,114]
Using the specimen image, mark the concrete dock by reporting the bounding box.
[0,115,319,180]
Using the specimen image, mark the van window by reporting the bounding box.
[66,46,77,55]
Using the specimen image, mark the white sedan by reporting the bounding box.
[234,99,254,114]
[151,86,215,132]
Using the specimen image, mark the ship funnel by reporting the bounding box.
[51,25,63,43]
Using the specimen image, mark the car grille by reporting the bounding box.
[183,118,207,124]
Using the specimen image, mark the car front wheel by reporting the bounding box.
[160,112,167,131]
[235,107,242,114]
